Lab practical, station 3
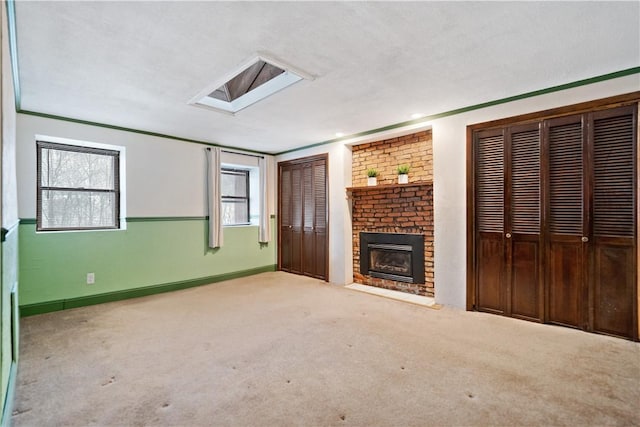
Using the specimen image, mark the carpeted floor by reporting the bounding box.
[12,272,640,426]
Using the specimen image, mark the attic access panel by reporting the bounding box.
[190,54,313,115]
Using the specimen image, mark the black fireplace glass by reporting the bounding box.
[369,244,412,277]
[359,232,425,284]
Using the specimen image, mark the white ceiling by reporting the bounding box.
[14,1,640,154]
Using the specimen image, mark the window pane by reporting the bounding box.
[222,200,248,225]
[41,148,115,190]
[221,171,247,197]
[41,190,116,229]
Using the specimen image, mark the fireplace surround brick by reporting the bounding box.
[350,130,434,296]
[352,130,432,187]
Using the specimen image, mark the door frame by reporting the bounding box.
[466,91,640,340]
[277,153,329,281]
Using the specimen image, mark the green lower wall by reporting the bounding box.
[1,225,18,424]
[18,218,277,311]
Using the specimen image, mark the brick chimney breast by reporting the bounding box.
[349,130,434,296]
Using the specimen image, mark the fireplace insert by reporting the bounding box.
[359,232,425,283]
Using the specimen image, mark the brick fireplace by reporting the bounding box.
[349,130,434,296]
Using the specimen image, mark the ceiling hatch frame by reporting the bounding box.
[189,52,315,115]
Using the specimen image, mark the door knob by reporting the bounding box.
[505,233,512,238]
[581,236,589,243]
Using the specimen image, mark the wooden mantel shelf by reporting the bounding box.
[346,180,433,193]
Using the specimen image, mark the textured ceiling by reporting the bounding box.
[14,1,640,153]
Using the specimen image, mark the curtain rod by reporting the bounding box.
[206,147,265,159]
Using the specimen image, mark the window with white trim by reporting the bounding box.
[221,168,250,225]
[37,141,121,231]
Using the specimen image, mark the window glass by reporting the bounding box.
[222,200,249,225]
[41,148,115,189]
[221,171,248,197]
[41,191,116,229]
[221,169,249,225]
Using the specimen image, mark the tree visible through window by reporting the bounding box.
[221,168,250,225]
[37,141,120,231]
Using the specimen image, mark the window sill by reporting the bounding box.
[223,223,257,228]
[35,228,127,234]
[35,223,127,234]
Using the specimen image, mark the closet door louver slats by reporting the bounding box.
[593,114,634,238]
[476,133,504,233]
[280,169,291,227]
[291,167,302,230]
[511,128,541,234]
[314,163,327,230]
[303,166,314,229]
[548,122,583,236]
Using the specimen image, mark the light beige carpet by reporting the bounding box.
[13,272,640,426]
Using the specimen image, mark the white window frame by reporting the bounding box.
[221,167,251,226]
[35,135,126,232]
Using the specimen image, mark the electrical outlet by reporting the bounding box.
[87,273,95,285]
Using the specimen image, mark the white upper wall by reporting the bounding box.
[16,114,276,219]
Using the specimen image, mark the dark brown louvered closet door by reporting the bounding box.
[312,160,328,279]
[590,106,637,338]
[472,102,637,340]
[302,161,328,279]
[545,115,586,329]
[475,124,543,321]
[508,124,543,321]
[280,164,303,274]
[302,164,315,276]
[475,129,506,314]
[280,167,293,271]
[278,155,328,280]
